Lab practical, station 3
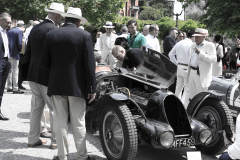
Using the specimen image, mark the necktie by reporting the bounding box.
[22,36,25,54]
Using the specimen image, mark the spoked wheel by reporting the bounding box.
[99,103,138,160]
[193,98,234,155]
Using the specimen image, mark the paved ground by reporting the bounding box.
[0,82,223,160]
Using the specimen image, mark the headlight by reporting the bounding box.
[159,131,174,148]
[199,129,212,144]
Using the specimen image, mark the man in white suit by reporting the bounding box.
[185,28,216,107]
[169,30,195,103]
[99,21,117,68]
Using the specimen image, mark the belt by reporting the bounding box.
[3,57,8,61]
[178,63,188,66]
[190,66,200,75]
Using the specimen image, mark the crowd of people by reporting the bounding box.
[0,1,239,160]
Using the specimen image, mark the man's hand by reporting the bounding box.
[195,47,201,54]
[87,93,96,103]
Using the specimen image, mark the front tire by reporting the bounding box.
[193,98,234,155]
[99,103,138,160]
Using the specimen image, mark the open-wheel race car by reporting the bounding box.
[86,48,234,160]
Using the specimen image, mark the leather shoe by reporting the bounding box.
[28,139,47,147]
[7,89,13,92]
[13,90,24,94]
[87,155,96,160]
[40,131,51,138]
[49,143,57,149]
[0,113,9,120]
[18,85,26,90]
[52,156,60,160]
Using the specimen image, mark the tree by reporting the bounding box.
[0,0,126,25]
[178,0,240,37]
[139,7,162,21]
[148,0,171,17]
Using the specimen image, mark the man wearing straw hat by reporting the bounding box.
[184,28,217,107]
[22,2,65,148]
[41,7,96,160]
[99,21,118,68]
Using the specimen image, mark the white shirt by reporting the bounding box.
[94,38,100,51]
[118,33,128,39]
[0,26,10,58]
[24,26,33,39]
[169,38,193,65]
[190,40,206,67]
[145,34,161,53]
[46,17,55,26]
[106,36,111,48]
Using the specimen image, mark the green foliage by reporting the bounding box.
[138,7,162,21]
[0,0,127,25]
[84,16,204,43]
[179,19,205,32]
[148,0,170,17]
[178,0,240,37]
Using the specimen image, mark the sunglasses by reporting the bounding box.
[106,28,112,30]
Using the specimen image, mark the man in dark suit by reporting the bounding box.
[21,2,65,148]
[0,13,12,120]
[163,27,178,58]
[6,20,25,94]
[41,7,96,160]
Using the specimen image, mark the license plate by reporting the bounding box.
[172,138,195,148]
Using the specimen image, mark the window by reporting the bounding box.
[131,0,135,6]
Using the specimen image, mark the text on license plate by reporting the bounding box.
[172,138,195,148]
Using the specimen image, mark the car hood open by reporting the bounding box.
[125,48,177,89]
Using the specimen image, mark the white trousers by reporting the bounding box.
[184,69,208,108]
[28,82,56,144]
[40,105,51,133]
[228,114,240,159]
[175,65,188,99]
[52,95,87,160]
[6,57,19,90]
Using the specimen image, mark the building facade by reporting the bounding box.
[121,0,140,19]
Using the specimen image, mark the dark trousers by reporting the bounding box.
[219,152,234,160]
[230,60,237,70]
[0,59,11,110]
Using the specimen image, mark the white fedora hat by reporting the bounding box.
[192,28,208,36]
[17,20,24,24]
[62,7,87,24]
[103,21,115,28]
[45,2,65,16]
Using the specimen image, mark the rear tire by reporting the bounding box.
[99,103,138,160]
[193,98,233,155]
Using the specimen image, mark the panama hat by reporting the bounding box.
[192,28,208,36]
[62,7,87,24]
[103,21,115,28]
[17,20,24,24]
[45,2,65,16]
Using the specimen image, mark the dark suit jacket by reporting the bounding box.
[40,24,96,99]
[7,27,23,60]
[0,35,5,68]
[163,35,176,58]
[21,19,57,86]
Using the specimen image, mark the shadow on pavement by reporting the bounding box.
[17,112,30,119]
[0,151,47,160]
[0,129,28,150]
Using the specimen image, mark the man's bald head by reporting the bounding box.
[33,21,40,26]
[112,45,125,61]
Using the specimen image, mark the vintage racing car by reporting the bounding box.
[209,69,240,117]
[86,48,233,160]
